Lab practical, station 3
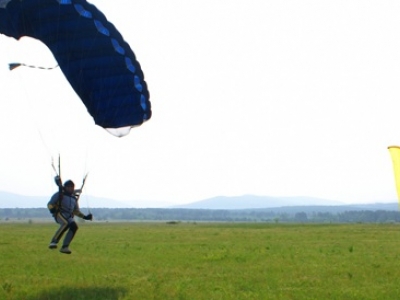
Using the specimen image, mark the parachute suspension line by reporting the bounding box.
[79,128,92,214]
[51,154,62,183]
[37,126,57,168]
[56,154,61,178]
[74,171,90,214]
[58,155,61,178]
[51,156,58,177]
[7,58,61,188]
[80,172,89,193]
[75,100,95,214]
[8,62,59,71]
[7,57,59,169]
[51,154,63,205]
[80,172,91,214]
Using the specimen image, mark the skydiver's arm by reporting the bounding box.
[72,200,85,218]
[73,209,85,218]
[47,192,61,212]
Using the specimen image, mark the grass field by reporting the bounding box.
[1,222,400,299]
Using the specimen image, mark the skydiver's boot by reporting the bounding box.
[60,246,72,254]
[48,241,58,249]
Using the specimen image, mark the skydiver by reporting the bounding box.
[47,177,93,254]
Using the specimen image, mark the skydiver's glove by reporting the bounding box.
[83,214,93,221]
[49,207,57,214]
[54,176,62,187]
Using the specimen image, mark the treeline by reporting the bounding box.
[1,208,400,223]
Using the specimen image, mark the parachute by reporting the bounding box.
[388,146,400,206]
[0,0,151,137]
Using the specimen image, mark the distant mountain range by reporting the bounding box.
[0,191,398,211]
[171,195,345,209]
[171,195,399,212]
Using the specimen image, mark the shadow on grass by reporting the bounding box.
[28,286,127,300]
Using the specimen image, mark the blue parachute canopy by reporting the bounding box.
[0,0,151,137]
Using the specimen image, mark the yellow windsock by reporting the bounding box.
[388,146,400,206]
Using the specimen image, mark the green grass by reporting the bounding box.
[1,222,400,299]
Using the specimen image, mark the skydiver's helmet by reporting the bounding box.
[64,180,75,188]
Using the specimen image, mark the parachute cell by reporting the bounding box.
[0,0,151,137]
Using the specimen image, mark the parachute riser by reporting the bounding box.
[51,155,90,213]
[74,173,88,201]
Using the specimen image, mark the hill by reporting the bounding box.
[0,191,398,211]
[172,195,346,209]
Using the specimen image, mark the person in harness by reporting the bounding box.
[47,177,93,254]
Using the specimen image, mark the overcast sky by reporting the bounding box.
[1,0,400,207]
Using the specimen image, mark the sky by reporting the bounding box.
[0,0,400,207]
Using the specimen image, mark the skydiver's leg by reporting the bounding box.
[62,221,78,248]
[49,213,69,248]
